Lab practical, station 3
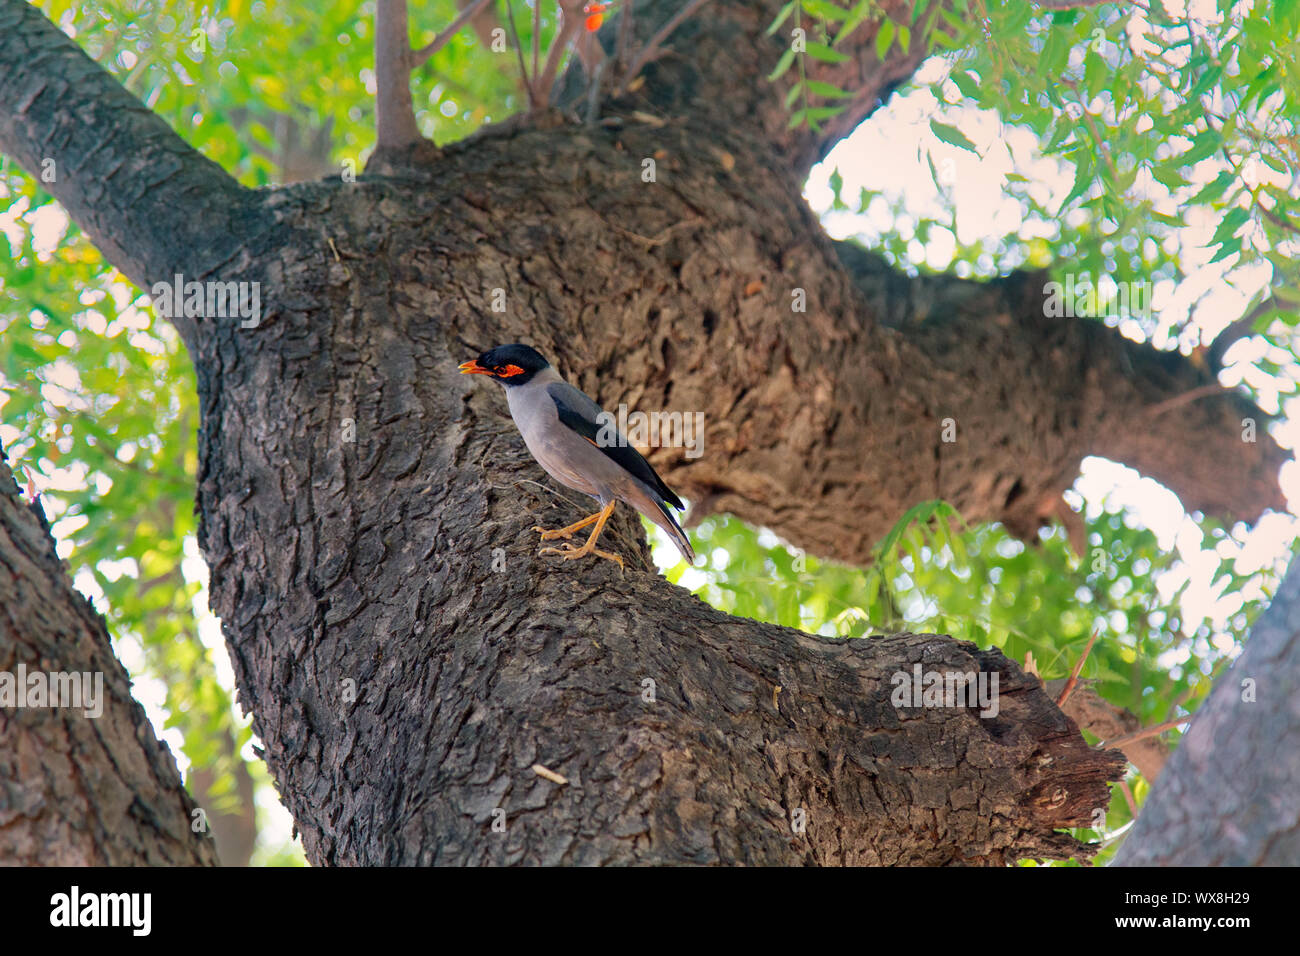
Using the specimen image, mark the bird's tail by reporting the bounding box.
[653,499,696,565]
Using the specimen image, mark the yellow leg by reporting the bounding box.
[532,510,602,541]
[538,501,624,570]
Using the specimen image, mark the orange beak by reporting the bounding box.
[458,359,492,375]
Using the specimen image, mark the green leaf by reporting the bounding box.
[1150,163,1186,191]
[768,47,797,81]
[805,41,852,64]
[1189,171,1235,205]
[1180,129,1223,167]
[829,167,845,208]
[950,70,980,100]
[929,119,979,154]
[805,79,851,99]
[1211,206,1251,245]
[803,0,849,21]
[875,19,895,60]
[833,2,875,46]
[1208,237,1241,263]
[1058,150,1095,211]
[766,0,797,35]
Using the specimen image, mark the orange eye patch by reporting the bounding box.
[498,364,526,377]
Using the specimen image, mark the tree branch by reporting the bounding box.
[0,0,263,346]
[535,0,586,106]
[1044,680,1172,781]
[1115,554,1300,865]
[375,0,422,149]
[503,0,538,110]
[411,0,495,69]
[559,0,933,176]
[0,451,218,866]
[533,0,541,81]
[833,243,1287,550]
[1208,290,1286,370]
[188,292,1126,861]
[618,0,713,95]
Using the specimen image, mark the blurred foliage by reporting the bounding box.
[782,0,1299,353]
[1,0,1295,865]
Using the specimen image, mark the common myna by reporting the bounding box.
[459,344,695,570]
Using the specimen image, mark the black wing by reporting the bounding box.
[547,382,685,510]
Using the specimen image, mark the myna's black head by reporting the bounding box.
[458,343,551,386]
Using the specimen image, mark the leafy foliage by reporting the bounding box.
[778,0,1299,351]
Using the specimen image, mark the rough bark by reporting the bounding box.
[0,0,1281,564]
[1043,679,1169,783]
[181,220,1124,861]
[0,0,1281,865]
[833,246,1285,550]
[1114,556,1300,866]
[0,455,218,866]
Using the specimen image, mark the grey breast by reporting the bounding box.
[506,372,607,501]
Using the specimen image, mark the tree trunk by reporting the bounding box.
[1113,556,1300,866]
[0,0,1280,865]
[0,457,217,866]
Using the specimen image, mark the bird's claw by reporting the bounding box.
[538,542,625,571]
[532,525,574,541]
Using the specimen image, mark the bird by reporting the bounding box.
[458,343,695,571]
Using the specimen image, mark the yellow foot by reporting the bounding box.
[538,541,625,571]
[531,511,602,541]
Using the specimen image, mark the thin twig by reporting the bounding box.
[1099,716,1190,749]
[411,0,495,67]
[1036,0,1133,8]
[502,0,537,110]
[616,0,635,81]
[619,0,712,94]
[1060,78,1118,181]
[532,0,540,84]
[1056,627,1100,707]
[1142,383,1224,420]
[607,215,703,247]
[1119,778,1138,817]
[586,56,608,124]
